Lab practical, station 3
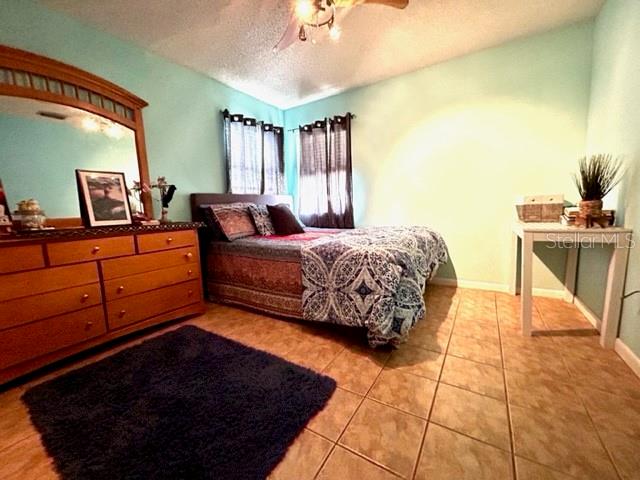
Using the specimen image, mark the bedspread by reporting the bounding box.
[301,226,448,346]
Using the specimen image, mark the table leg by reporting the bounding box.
[520,232,533,336]
[564,246,579,303]
[600,235,630,348]
[509,232,519,295]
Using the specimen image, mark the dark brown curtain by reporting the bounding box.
[298,114,354,228]
[222,110,284,194]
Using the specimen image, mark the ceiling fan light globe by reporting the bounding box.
[328,24,341,41]
[295,0,315,21]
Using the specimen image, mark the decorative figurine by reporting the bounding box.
[16,199,47,230]
[129,177,176,224]
[0,179,12,234]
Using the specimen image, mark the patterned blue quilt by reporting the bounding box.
[301,226,448,346]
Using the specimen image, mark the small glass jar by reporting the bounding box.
[19,209,47,230]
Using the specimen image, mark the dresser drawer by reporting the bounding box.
[104,264,200,301]
[0,283,102,331]
[47,236,135,266]
[107,280,201,330]
[0,263,99,303]
[0,306,106,370]
[101,246,198,280]
[0,245,45,274]
[136,229,196,253]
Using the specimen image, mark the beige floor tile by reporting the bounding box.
[415,423,512,480]
[269,429,333,480]
[0,434,57,480]
[515,457,575,480]
[4,287,638,480]
[595,429,640,480]
[368,368,437,418]
[405,328,450,353]
[386,345,445,381]
[441,355,505,400]
[316,446,399,480]
[431,383,510,451]
[506,369,585,416]
[0,388,37,453]
[565,356,640,400]
[500,334,559,353]
[339,398,426,478]
[448,334,502,367]
[307,387,363,441]
[510,405,618,479]
[455,305,497,323]
[577,387,640,479]
[578,386,640,439]
[452,319,500,343]
[502,345,572,382]
[323,347,389,395]
[282,339,344,372]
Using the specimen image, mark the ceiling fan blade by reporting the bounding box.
[333,0,409,8]
[273,12,301,52]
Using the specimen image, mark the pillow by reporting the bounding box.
[203,203,256,241]
[248,204,276,236]
[267,204,305,235]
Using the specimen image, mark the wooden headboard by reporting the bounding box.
[190,193,293,222]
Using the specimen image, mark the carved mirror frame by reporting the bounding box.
[0,45,153,219]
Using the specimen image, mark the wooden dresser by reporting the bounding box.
[0,223,205,384]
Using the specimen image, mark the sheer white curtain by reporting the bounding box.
[223,111,284,194]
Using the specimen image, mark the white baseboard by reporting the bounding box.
[615,338,640,379]
[573,296,602,330]
[430,277,564,299]
[430,277,509,293]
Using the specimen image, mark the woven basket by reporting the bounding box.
[516,195,564,223]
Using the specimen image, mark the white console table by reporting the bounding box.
[510,222,632,348]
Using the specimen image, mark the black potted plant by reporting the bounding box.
[573,154,623,226]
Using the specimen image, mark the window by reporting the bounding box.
[298,114,354,228]
[222,110,284,194]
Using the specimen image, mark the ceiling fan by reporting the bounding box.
[273,0,409,51]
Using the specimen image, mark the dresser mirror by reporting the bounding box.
[0,96,140,219]
[0,45,152,225]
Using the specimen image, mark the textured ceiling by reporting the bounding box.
[40,0,604,109]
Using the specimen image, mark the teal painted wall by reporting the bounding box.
[284,23,594,291]
[0,0,283,221]
[581,0,640,355]
[0,113,139,218]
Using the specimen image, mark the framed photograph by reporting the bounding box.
[76,170,132,227]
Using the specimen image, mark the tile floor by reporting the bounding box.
[1,286,640,479]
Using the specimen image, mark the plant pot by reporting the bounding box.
[579,199,603,217]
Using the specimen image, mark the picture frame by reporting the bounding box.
[76,170,132,227]
[0,178,13,234]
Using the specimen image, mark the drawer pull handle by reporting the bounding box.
[81,293,90,301]
[185,252,193,259]
[187,269,193,276]
[92,246,101,254]
[86,321,93,327]
[119,310,126,317]
[188,290,194,296]
[167,237,174,243]
[117,286,125,293]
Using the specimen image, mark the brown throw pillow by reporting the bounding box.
[267,204,305,235]
[205,203,257,241]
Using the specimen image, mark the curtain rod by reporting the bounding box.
[287,114,356,132]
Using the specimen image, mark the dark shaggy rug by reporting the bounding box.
[22,325,336,480]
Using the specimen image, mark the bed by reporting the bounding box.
[191,193,448,346]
